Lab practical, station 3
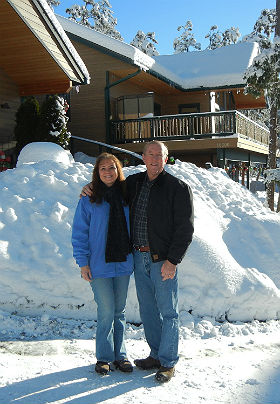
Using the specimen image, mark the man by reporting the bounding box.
[82,141,194,382]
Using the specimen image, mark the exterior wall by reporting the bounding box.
[67,40,152,145]
[67,38,215,147]
[158,92,210,115]
[0,67,20,148]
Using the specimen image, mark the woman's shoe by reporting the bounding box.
[113,359,133,372]
[95,361,110,375]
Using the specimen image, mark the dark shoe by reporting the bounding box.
[113,359,133,373]
[155,366,175,383]
[95,361,110,375]
[134,356,161,370]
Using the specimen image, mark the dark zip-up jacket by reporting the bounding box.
[126,169,194,265]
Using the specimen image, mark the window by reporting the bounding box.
[117,93,154,120]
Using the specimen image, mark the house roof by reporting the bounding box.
[0,0,90,96]
[154,42,260,90]
[57,15,259,91]
[56,14,155,72]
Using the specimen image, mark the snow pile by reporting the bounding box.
[16,142,74,166]
[1,143,280,322]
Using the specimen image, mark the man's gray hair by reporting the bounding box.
[142,141,168,157]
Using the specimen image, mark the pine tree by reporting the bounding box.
[38,95,71,149]
[205,25,223,49]
[243,7,278,211]
[206,25,241,49]
[66,0,123,40]
[173,20,201,53]
[222,27,241,46]
[14,97,40,155]
[46,0,60,9]
[130,30,159,56]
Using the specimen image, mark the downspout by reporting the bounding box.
[105,68,141,143]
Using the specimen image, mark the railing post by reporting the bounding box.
[150,119,154,138]
[233,111,237,134]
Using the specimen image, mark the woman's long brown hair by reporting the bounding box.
[90,153,127,204]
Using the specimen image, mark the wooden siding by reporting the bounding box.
[8,0,80,81]
[0,0,84,95]
[67,41,147,143]
[67,40,215,143]
[67,35,266,153]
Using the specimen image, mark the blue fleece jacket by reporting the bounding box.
[72,196,133,278]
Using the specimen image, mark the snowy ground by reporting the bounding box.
[1,143,280,403]
[1,312,280,404]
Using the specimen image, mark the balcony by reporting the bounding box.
[111,110,269,146]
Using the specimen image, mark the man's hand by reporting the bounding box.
[80,183,93,198]
[80,265,92,282]
[161,260,176,281]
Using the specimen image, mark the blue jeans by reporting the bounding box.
[90,275,130,362]
[133,250,179,368]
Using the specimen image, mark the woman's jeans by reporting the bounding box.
[133,250,179,368]
[90,275,130,362]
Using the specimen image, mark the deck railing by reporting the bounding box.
[111,110,269,145]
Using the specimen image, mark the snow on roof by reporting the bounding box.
[38,0,90,84]
[56,14,155,72]
[154,41,260,89]
[56,13,259,90]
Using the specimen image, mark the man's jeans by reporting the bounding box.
[133,250,179,368]
[90,275,130,362]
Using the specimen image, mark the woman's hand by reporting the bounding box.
[80,183,93,198]
[80,265,92,282]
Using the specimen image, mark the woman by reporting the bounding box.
[72,153,133,375]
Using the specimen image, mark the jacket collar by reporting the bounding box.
[137,169,166,185]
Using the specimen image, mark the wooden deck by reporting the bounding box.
[111,110,269,146]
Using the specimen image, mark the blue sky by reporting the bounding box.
[54,0,276,54]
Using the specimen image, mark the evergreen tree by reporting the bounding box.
[14,97,40,155]
[46,0,60,9]
[130,30,159,56]
[38,95,71,149]
[205,25,223,49]
[66,0,123,41]
[173,20,201,53]
[243,7,278,210]
[222,27,241,46]
[206,25,241,49]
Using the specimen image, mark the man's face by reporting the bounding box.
[142,144,168,181]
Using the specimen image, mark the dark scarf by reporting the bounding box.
[102,182,131,263]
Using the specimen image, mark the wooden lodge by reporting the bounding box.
[0,0,89,167]
[58,15,274,173]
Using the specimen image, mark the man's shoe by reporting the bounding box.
[155,366,175,383]
[113,359,133,373]
[134,356,161,370]
[95,361,110,375]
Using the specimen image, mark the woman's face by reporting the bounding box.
[98,158,118,187]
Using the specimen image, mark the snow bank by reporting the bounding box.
[1,143,280,322]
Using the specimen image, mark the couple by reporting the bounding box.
[72,140,194,383]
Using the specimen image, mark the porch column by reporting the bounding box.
[210,92,216,134]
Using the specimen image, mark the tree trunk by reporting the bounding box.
[266,102,277,211]
[276,0,280,36]
[277,184,280,212]
[266,0,280,211]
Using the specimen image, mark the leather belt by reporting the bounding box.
[134,245,150,252]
